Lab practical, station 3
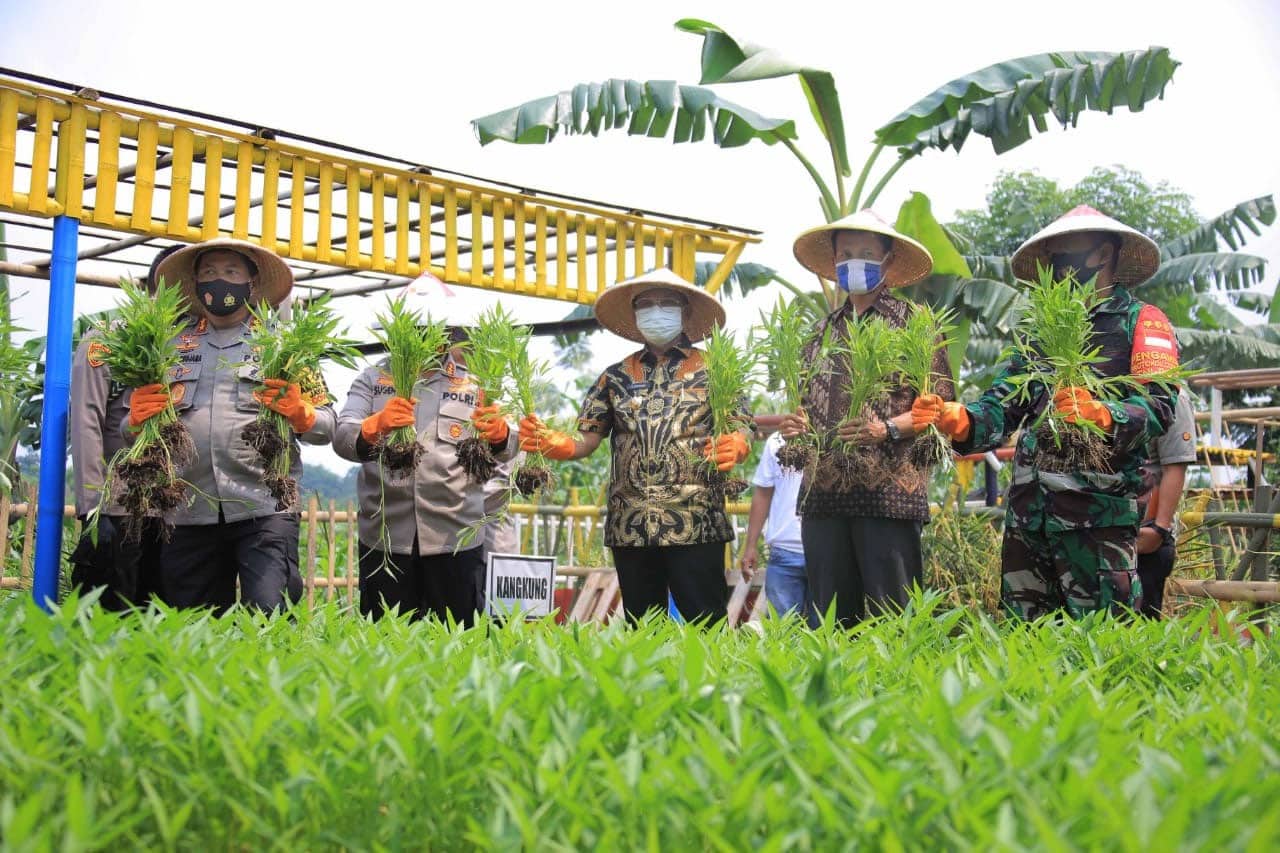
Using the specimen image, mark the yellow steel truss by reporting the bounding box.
[0,76,757,300]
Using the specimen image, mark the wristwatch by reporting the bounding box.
[1142,520,1175,548]
[884,419,903,442]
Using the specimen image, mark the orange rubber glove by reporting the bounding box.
[255,378,316,434]
[361,396,416,444]
[128,383,171,428]
[470,404,510,444]
[704,433,750,472]
[518,414,576,460]
[1054,387,1113,430]
[911,394,972,441]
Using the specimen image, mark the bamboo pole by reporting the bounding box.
[326,499,336,602]
[346,501,357,604]
[1167,579,1280,604]
[20,480,37,586]
[305,495,318,607]
[0,490,10,584]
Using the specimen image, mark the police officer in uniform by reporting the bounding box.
[125,238,333,612]
[334,335,517,624]
[68,245,179,609]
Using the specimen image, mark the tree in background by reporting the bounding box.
[952,166,1199,258]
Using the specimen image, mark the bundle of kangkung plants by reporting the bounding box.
[757,298,821,472]
[506,323,555,496]
[92,278,195,538]
[896,304,957,471]
[455,304,518,483]
[1004,266,1178,473]
[241,296,360,510]
[371,296,451,477]
[702,324,761,499]
[830,313,902,488]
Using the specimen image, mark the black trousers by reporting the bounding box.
[158,514,301,614]
[69,515,163,611]
[359,541,484,626]
[611,542,729,626]
[1137,543,1176,619]
[801,516,923,628]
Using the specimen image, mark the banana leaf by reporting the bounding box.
[1161,195,1276,258]
[876,48,1179,157]
[472,79,796,148]
[675,18,850,177]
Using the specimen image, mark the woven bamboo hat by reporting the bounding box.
[792,208,933,288]
[1011,205,1161,287]
[154,238,294,313]
[593,268,725,344]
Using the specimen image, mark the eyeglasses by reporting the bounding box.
[633,297,686,310]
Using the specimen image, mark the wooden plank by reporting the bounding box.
[592,574,620,623]
[726,577,752,626]
[569,571,604,623]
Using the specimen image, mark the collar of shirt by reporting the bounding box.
[637,333,695,367]
[824,289,905,331]
[1093,286,1135,316]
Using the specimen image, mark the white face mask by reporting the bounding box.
[634,305,684,347]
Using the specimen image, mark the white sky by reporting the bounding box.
[3,0,1279,472]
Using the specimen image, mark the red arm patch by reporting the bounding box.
[1131,304,1179,376]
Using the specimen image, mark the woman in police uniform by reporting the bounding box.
[334,331,517,624]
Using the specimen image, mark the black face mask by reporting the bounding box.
[196,279,250,316]
[1048,249,1104,285]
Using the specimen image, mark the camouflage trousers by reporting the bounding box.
[1000,526,1142,621]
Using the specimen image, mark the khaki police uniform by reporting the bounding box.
[132,316,336,611]
[334,354,517,623]
[68,329,161,608]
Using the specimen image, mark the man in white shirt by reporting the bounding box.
[741,432,813,625]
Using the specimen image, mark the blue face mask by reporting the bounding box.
[836,258,883,294]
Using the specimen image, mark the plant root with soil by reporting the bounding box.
[115,419,195,541]
[1032,421,1111,474]
[456,437,497,483]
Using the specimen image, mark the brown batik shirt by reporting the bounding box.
[578,337,748,548]
[799,292,955,522]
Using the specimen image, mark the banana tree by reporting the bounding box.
[473,18,1179,321]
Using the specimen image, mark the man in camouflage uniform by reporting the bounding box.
[914,207,1180,619]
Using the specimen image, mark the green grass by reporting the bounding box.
[1,594,1277,849]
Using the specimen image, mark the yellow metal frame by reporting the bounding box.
[0,77,758,300]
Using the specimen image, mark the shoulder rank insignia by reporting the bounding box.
[86,340,109,368]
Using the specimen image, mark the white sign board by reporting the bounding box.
[485,553,557,619]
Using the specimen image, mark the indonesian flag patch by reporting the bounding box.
[1131,304,1179,375]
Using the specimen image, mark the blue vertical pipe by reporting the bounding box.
[32,215,79,611]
